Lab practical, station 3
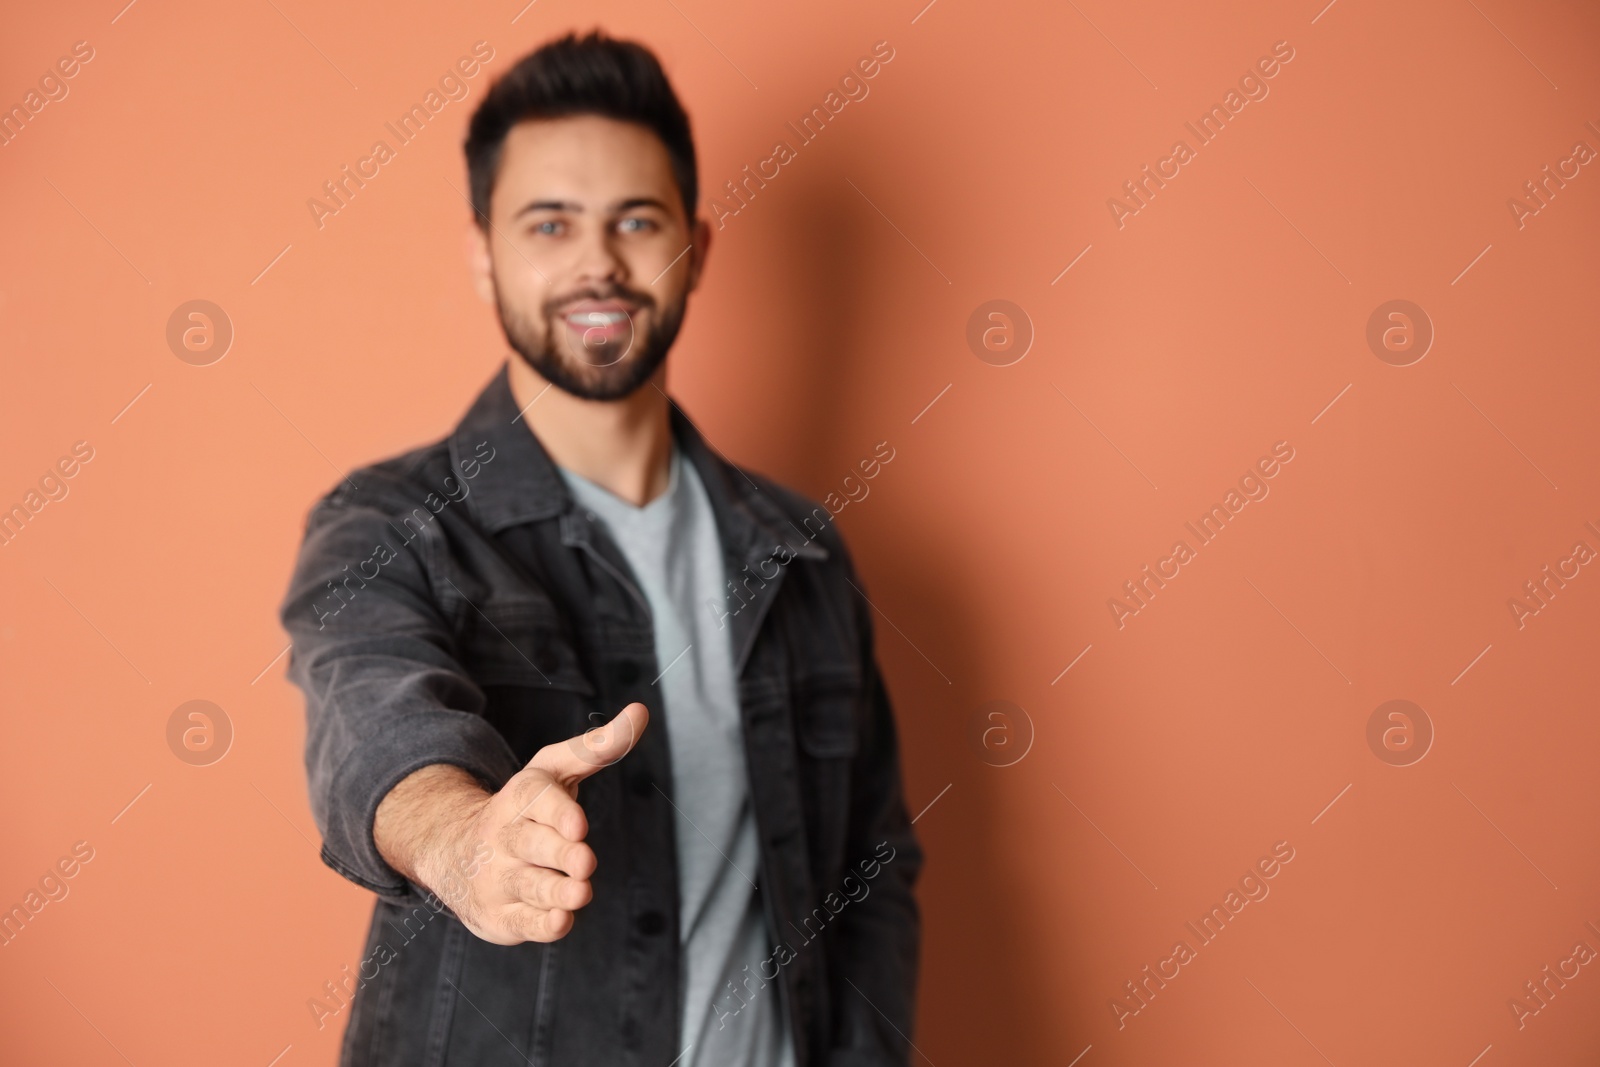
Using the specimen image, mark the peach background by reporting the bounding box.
[3,0,1599,1063]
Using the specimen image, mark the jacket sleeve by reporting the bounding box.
[277,486,522,905]
[825,547,926,1067]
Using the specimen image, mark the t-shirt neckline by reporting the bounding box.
[559,441,683,523]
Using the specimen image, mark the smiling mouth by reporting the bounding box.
[557,301,640,353]
[564,309,630,327]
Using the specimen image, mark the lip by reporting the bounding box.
[559,299,639,343]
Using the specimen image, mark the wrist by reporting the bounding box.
[375,763,492,899]
[417,785,492,907]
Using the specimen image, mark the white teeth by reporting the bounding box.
[568,311,627,325]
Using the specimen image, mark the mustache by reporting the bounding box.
[544,287,654,318]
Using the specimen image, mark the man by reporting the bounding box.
[278,29,922,1067]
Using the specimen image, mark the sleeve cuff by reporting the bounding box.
[319,708,523,902]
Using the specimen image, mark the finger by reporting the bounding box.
[528,702,650,785]
[506,903,572,943]
[505,863,592,911]
[507,770,590,841]
[503,820,597,879]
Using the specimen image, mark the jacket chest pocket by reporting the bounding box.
[461,602,597,764]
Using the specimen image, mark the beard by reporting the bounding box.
[492,273,687,402]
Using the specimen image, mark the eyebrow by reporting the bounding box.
[513,196,674,219]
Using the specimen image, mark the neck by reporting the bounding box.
[507,357,674,507]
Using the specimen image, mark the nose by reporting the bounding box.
[570,223,628,291]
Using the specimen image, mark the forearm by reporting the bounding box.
[281,497,523,901]
[373,763,493,896]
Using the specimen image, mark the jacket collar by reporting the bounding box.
[448,362,827,565]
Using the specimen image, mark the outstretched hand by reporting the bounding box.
[425,702,649,945]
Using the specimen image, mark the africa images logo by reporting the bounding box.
[1105,40,1296,229]
[305,42,496,230]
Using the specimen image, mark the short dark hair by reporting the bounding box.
[464,30,698,228]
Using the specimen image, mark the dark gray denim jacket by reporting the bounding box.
[277,364,922,1066]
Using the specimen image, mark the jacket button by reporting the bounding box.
[630,771,653,797]
[614,660,641,685]
[636,910,666,936]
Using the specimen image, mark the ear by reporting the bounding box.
[685,215,712,294]
[465,223,495,304]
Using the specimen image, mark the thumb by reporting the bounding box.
[530,702,650,783]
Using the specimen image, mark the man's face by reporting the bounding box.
[471,115,707,401]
